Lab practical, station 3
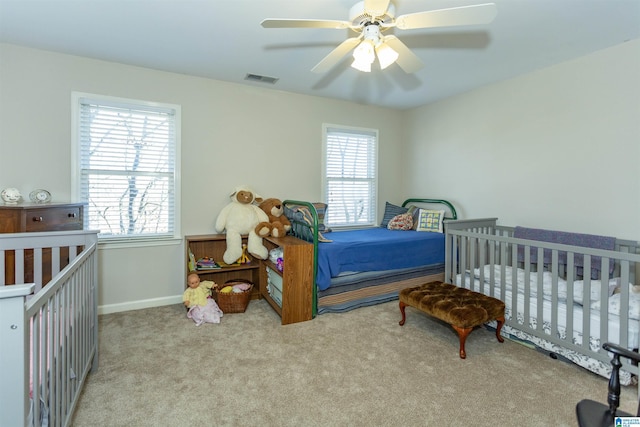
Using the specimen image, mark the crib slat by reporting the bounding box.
[33,247,43,293]
[566,254,575,345]
[582,256,592,351]
[600,257,611,350]
[15,249,25,285]
[549,250,558,338]
[0,250,5,286]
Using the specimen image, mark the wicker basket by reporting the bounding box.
[214,279,253,313]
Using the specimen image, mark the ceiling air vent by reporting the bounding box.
[244,73,279,84]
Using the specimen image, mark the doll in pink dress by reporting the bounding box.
[183,273,223,326]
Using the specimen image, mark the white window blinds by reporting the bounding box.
[323,125,378,227]
[74,94,179,241]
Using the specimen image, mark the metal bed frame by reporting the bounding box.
[283,198,457,316]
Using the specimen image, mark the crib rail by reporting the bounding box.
[0,230,99,427]
[445,218,640,379]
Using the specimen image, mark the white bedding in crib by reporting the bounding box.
[455,266,640,349]
[468,265,631,305]
[456,267,640,385]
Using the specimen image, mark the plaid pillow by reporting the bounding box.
[413,209,445,233]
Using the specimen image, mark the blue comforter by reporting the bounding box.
[316,228,445,291]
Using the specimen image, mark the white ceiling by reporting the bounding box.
[1,0,639,110]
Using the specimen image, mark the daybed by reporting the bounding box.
[444,218,640,384]
[0,230,99,426]
[282,198,457,315]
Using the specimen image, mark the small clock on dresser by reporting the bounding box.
[29,189,52,204]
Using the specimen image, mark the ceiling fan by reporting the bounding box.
[261,0,497,74]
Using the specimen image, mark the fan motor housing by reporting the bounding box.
[349,0,396,27]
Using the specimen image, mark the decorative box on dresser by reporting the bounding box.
[260,235,313,325]
[0,202,84,285]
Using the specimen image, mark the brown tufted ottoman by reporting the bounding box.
[399,281,505,359]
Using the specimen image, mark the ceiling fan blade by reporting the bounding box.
[261,18,351,29]
[363,0,391,18]
[383,35,424,73]
[311,37,362,74]
[395,3,497,30]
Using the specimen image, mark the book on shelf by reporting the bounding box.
[188,247,197,271]
[196,257,221,270]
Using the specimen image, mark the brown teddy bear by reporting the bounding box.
[255,198,292,238]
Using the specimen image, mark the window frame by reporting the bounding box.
[71,92,181,245]
[321,123,379,229]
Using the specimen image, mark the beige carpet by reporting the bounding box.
[72,299,637,426]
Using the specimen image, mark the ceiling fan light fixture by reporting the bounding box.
[351,39,375,72]
[351,57,372,72]
[375,42,398,69]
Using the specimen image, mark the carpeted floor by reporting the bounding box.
[71,299,637,426]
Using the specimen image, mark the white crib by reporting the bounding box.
[0,230,99,427]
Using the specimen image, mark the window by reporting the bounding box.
[72,93,180,242]
[322,124,378,227]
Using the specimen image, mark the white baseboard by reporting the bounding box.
[99,295,182,315]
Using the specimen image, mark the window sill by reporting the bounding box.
[98,236,182,250]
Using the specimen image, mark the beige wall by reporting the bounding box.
[0,43,405,312]
[2,39,639,313]
[404,39,640,240]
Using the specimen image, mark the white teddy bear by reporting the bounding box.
[215,185,269,264]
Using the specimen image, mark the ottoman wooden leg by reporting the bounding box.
[495,316,505,343]
[399,301,407,326]
[452,325,472,359]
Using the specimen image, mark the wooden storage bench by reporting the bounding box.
[399,281,505,359]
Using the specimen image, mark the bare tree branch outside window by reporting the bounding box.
[78,98,176,239]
